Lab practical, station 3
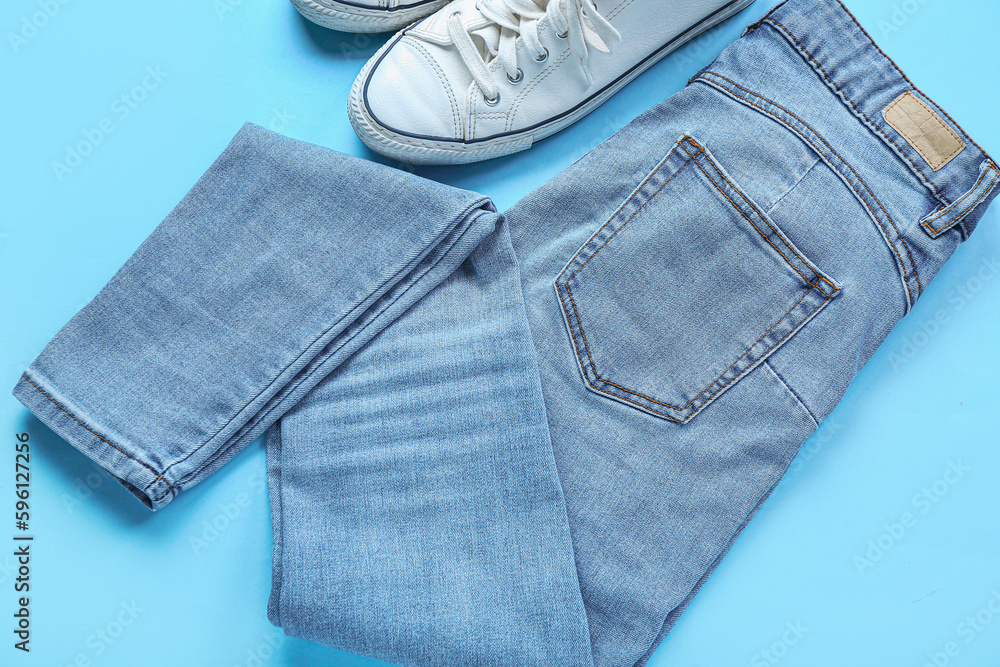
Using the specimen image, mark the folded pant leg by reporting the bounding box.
[267,218,594,666]
[13,122,594,666]
[12,122,499,510]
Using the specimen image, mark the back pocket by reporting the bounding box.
[555,135,841,424]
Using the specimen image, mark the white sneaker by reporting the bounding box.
[348,0,757,164]
[291,0,452,33]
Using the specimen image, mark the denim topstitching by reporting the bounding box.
[20,372,176,501]
[922,163,1000,236]
[693,71,921,307]
[762,16,950,208]
[558,135,838,421]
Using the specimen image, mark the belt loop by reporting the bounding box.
[919,160,1000,240]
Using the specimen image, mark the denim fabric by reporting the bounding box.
[12,0,999,665]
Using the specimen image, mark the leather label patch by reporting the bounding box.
[883,91,965,171]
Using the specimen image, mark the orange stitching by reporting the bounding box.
[564,279,825,416]
[925,163,995,222]
[695,71,921,303]
[922,163,1000,234]
[564,283,604,401]
[761,17,925,295]
[763,17,947,206]
[947,183,996,229]
[555,282,682,422]
[832,0,989,160]
[676,141,837,298]
[694,287,826,409]
[693,143,839,294]
[565,282,679,416]
[922,172,998,236]
[569,151,700,281]
[557,135,837,419]
[20,373,174,498]
[558,148,690,281]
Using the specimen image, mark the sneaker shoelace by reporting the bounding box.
[445,0,621,104]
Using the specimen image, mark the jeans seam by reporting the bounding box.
[762,16,948,207]
[558,134,838,420]
[693,71,921,307]
[766,157,820,216]
[561,280,827,420]
[568,149,700,282]
[19,372,176,500]
[830,0,990,161]
[762,359,819,429]
[677,141,837,297]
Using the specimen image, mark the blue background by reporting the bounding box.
[2,0,999,665]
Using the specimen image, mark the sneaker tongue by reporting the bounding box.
[409,0,508,74]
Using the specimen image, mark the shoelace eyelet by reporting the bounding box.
[533,47,549,63]
[483,92,501,106]
[557,30,568,39]
[507,68,523,84]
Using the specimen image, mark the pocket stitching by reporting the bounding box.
[693,70,921,306]
[557,282,681,423]
[556,135,838,422]
[566,280,826,417]
[567,143,703,282]
[677,141,838,298]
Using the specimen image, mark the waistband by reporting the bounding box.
[745,0,998,241]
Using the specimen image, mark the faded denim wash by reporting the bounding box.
[12,0,999,665]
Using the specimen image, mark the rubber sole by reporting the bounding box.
[348,0,757,164]
[290,0,449,33]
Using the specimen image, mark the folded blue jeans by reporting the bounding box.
[13,0,999,665]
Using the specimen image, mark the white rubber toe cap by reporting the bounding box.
[362,37,467,141]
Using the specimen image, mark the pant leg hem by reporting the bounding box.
[12,371,175,510]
